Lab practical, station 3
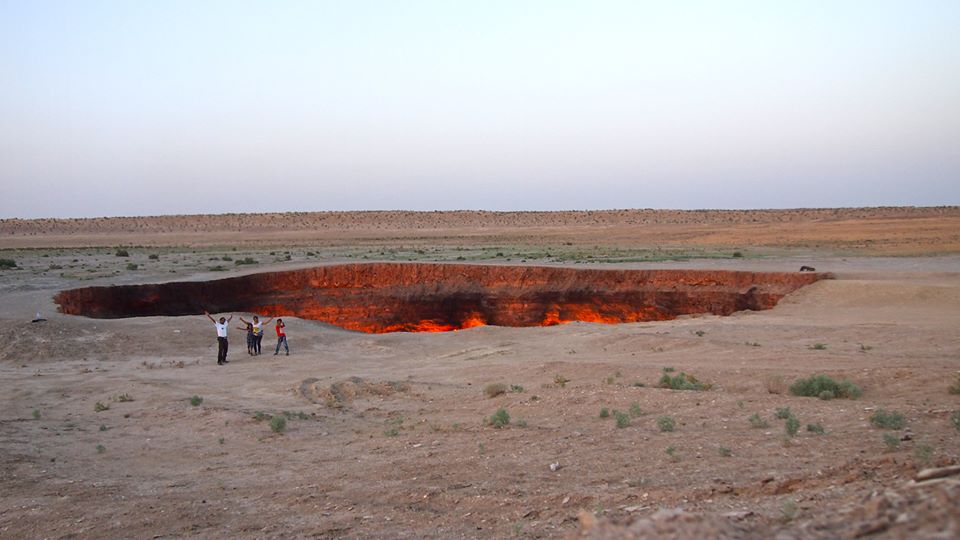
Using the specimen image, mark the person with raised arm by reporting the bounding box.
[205,310,233,365]
[240,314,273,356]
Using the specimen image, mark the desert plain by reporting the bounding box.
[1,207,959,539]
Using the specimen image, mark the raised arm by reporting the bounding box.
[261,316,274,325]
[239,316,249,324]
[204,310,216,323]
[227,314,234,323]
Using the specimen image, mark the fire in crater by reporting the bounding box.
[54,263,826,333]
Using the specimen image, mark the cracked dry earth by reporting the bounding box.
[1,259,959,539]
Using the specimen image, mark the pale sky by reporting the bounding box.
[1,0,958,218]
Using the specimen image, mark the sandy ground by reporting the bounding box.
[1,210,959,539]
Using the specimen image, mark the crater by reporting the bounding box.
[54,263,826,333]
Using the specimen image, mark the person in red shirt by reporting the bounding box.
[274,319,289,356]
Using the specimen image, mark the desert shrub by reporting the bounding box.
[870,409,905,430]
[126,263,138,271]
[629,403,643,418]
[657,416,676,432]
[749,413,769,429]
[96,444,106,454]
[32,409,41,420]
[789,374,862,399]
[765,375,787,394]
[490,408,510,428]
[882,433,900,451]
[806,423,824,434]
[253,411,269,421]
[949,374,960,395]
[665,445,678,461]
[774,407,793,420]
[613,410,630,428]
[148,253,159,260]
[94,401,109,412]
[269,415,287,433]
[484,383,507,398]
[0,258,17,269]
[952,411,960,431]
[510,384,524,393]
[732,251,743,258]
[235,257,258,265]
[208,265,226,271]
[599,407,610,418]
[189,395,203,406]
[221,255,233,261]
[99,424,108,432]
[115,248,129,257]
[114,393,133,402]
[818,390,835,401]
[554,374,569,387]
[784,416,800,437]
[914,444,934,466]
[809,343,827,350]
[658,372,711,391]
[718,446,732,457]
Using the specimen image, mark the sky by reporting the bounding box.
[1,0,958,218]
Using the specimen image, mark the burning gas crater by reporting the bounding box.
[54,263,825,333]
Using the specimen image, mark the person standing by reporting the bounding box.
[241,314,273,355]
[236,321,255,355]
[205,311,233,365]
[274,318,289,355]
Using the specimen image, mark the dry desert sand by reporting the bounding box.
[1,208,959,539]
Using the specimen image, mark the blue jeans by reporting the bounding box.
[275,335,289,354]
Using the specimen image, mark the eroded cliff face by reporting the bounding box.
[54,263,826,333]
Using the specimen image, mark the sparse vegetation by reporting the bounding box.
[0,258,18,269]
[665,445,678,461]
[658,371,711,391]
[235,256,258,265]
[764,375,786,394]
[870,409,905,430]
[126,263,138,271]
[784,415,800,437]
[807,423,824,435]
[951,410,960,431]
[115,393,133,402]
[657,416,676,432]
[484,383,507,398]
[613,410,630,428]
[694,330,706,337]
[629,402,643,418]
[509,384,524,393]
[208,265,226,271]
[221,255,233,261]
[490,408,510,428]
[718,446,732,457]
[774,407,793,420]
[115,248,129,257]
[32,409,41,420]
[780,500,798,522]
[553,374,569,387]
[94,401,109,412]
[189,395,203,406]
[749,413,769,429]
[809,343,827,350]
[148,253,159,260]
[882,433,900,451]
[914,443,934,466]
[949,374,960,395]
[515,419,527,428]
[599,407,610,418]
[269,415,287,433]
[99,424,108,432]
[789,374,862,399]
[818,390,835,401]
[96,444,106,454]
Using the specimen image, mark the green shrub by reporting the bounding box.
[629,403,643,418]
[870,409,905,430]
[221,255,233,261]
[554,374,569,387]
[789,374,862,399]
[126,263,139,271]
[509,384,524,393]
[749,413,769,429]
[613,410,630,428]
[32,409,41,420]
[235,257,258,265]
[490,408,510,428]
[115,248,129,257]
[665,445,678,461]
[718,446,732,457]
[0,258,17,269]
[270,415,287,433]
[148,254,159,260]
[658,372,711,391]
[809,343,827,350]
[806,423,824,434]
[949,374,960,395]
[96,444,106,454]
[189,395,203,406]
[784,416,800,437]
[94,401,109,412]
[882,433,900,451]
[484,383,507,398]
[599,407,610,418]
[774,407,793,420]
[914,444,934,466]
[657,416,676,432]
[818,390,835,401]
[952,411,960,431]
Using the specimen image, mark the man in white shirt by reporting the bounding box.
[205,311,234,365]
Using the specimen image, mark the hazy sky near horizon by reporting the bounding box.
[2,1,958,218]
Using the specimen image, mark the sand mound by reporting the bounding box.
[296,376,410,408]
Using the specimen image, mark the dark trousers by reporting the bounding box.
[275,335,289,354]
[254,334,263,355]
[217,337,228,364]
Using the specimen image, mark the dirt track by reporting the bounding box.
[1,209,958,538]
